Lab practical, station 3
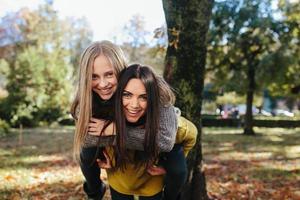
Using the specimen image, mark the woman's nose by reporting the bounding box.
[130,98,139,108]
[98,78,108,88]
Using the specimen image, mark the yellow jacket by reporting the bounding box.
[106,116,198,196]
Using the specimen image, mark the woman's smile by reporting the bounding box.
[122,78,147,123]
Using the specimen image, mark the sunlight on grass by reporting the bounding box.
[219,151,273,161]
[0,148,13,156]
[251,167,299,181]
[9,127,75,135]
[203,127,243,135]
[1,154,70,168]
[254,127,300,135]
[255,159,300,172]
[264,135,284,142]
[0,154,82,191]
[284,145,300,158]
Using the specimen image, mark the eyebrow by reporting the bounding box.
[123,90,132,94]
[104,70,114,74]
[123,90,147,96]
[92,70,114,76]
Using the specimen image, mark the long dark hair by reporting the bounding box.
[114,64,160,170]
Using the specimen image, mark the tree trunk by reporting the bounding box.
[163,0,214,199]
[162,0,181,84]
[244,63,255,135]
[181,120,209,200]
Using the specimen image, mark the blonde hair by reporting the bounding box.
[71,40,127,161]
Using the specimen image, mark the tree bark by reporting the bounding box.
[162,0,214,199]
[162,0,181,84]
[244,63,255,135]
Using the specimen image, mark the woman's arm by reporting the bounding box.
[125,105,178,152]
[84,119,116,148]
[175,116,198,156]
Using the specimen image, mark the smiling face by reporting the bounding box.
[122,78,148,123]
[92,55,118,100]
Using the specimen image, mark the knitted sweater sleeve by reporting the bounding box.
[125,105,177,152]
[82,134,115,148]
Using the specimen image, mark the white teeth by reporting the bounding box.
[100,88,111,94]
[100,87,111,91]
[128,110,139,114]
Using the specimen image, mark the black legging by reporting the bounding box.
[80,146,106,199]
[110,186,162,200]
[160,144,187,200]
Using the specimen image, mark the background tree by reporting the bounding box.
[66,17,93,76]
[267,0,300,97]
[121,14,167,74]
[163,0,214,199]
[0,2,92,126]
[206,0,300,135]
[121,14,149,63]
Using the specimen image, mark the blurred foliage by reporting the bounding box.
[207,0,300,97]
[266,0,300,96]
[120,15,166,74]
[206,0,300,134]
[0,2,92,127]
[0,119,9,136]
[202,101,217,114]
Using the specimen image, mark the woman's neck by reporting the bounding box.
[92,91,114,103]
[126,115,146,127]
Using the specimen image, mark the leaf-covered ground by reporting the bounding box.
[203,127,300,200]
[0,127,110,200]
[0,127,299,199]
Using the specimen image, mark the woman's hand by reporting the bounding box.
[147,165,166,176]
[88,118,105,136]
[88,118,116,136]
[103,122,116,136]
[96,150,112,169]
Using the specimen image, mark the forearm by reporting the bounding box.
[83,134,115,148]
[156,105,177,152]
[176,116,198,156]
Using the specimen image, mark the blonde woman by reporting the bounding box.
[71,41,178,200]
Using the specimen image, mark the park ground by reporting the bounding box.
[0,127,299,200]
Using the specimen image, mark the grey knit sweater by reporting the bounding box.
[83,105,177,152]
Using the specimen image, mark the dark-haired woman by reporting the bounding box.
[101,64,197,200]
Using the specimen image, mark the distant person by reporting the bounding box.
[232,106,239,119]
[221,110,229,119]
[217,104,223,115]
